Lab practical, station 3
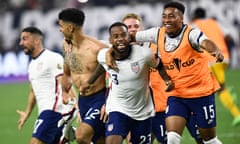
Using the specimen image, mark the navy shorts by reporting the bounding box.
[152,112,167,144]
[32,110,62,144]
[78,88,106,142]
[186,114,202,141]
[166,94,217,128]
[106,111,152,144]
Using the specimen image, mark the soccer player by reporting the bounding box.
[58,8,108,144]
[191,7,240,126]
[122,13,203,144]
[85,22,160,144]
[112,1,224,144]
[17,26,76,144]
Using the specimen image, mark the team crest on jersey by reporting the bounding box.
[57,63,62,70]
[131,62,140,73]
[107,123,114,132]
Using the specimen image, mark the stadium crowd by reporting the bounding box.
[0,0,239,77]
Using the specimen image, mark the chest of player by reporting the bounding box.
[108,57,149,84]
[28,59,52,81]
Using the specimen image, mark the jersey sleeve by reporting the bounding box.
[141,46,156,67]
[136,27,159,44]
[189,28,208,50]
[97,48,109,69]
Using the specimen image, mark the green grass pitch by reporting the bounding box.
[0,69,239,143]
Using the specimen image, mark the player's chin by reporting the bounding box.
[23,49,30,55]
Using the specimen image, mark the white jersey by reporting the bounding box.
[136,25,208,52]
[28,49,66,114]
[98,45,155,120]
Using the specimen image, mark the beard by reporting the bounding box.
[23,47,33,56]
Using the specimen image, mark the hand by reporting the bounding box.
[16,109,28,130]
[100,104,108,123]
[212,51,224,62]
[165,80,175,92]
[62,92,70,104]
[106,48,119,72]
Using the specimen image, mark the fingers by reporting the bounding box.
[107,62,119,72]
[165,80,175,92]
[100,104,108,123]
[100,105,105,120]
[216,54,224,62]
[16,109,23,115]
[16,109,26,130]
[103,114,109,123]
[18,122,23,131]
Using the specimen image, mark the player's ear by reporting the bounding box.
[109,36,113,45]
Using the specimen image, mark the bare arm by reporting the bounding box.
[88,64,106,84]
[105,48,119,71]
[17,84,36,130]
[201,39,224,62]
[62,63,72,104]
[156,58,174,92]
[80,64,106,93]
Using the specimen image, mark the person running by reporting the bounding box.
[191,7,240,126]
[58,8,108,144]
[107,2,224,144]
[17,26,76,144]
[122,13,203,144]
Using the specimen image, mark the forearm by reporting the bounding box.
[88,64,105,84]
[201,39,224,62]
[62,64,72,94]
[25,91,36,118]
[201,39,219,54]
[157,59,171,81]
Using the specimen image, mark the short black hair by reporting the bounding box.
[164,1,185,14]
[58,8,85,26]
[193,7,206,19]
[109,22,128,34]
[22,26,43,36]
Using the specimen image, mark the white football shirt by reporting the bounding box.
[28,49,64,114]
[98,45,155,120]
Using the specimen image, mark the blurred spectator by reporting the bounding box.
[192,7,240,126]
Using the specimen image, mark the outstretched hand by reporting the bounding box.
[16,109,28,130]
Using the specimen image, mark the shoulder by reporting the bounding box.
[132,44,152,58]
[188,26,208,44]
[44,49,63,61]
[86,35,109,48]
[97,48,109,63]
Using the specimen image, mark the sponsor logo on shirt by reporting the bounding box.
[165,58,195,71]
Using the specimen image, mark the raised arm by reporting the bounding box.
[200,39,224,62]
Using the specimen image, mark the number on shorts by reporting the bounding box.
[160,124,165,137]
[139,133,151,144]
[203,104,215,120]
[85,108,100,120]
[33,119,43,133]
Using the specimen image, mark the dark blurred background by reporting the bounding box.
[0,0,239,81]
